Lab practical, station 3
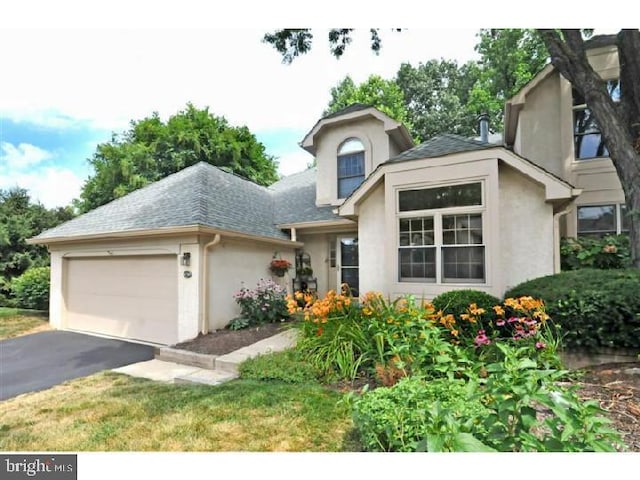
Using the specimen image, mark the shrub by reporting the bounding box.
[238,349,320,383]
[432,289,500,320]
[232,278,289,328]
[10,267,50,310]
[351,377,491,452]
[505,269,640,350]
[560,235,631,270]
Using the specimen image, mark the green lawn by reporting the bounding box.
[0,373,355,451]
[0,307,49,339]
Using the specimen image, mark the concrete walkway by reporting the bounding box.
[113,329,297,386]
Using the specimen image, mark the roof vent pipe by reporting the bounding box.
[478,113,489,144]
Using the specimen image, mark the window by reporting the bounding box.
[337,138,365,198]
[577,203,628,237]
[573,79,620,160]
[398,182,485,284]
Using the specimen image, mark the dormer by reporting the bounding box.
[300,104,414,206]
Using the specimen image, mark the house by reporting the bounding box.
[33,36,624,347]
[504,34,628,238]
[30,102,578,346]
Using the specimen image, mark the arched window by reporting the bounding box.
[337,138,365,199]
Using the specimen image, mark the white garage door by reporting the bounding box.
[65,255,178,345]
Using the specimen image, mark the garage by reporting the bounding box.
[64,255,178,345]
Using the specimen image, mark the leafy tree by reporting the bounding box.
[539,29,640,267]
[77,103,280,213]
[263,29,399,64]
[325,75,412,131]
[0,188,74,304]
[468,29,549,131]
[396,59,481,140]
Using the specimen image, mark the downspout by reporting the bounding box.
[553,208,571,274]
[290,227,297,242]
[201,234,221,335]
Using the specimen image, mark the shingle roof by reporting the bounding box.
[270,168,340,224]
[34,163,290,241]
[386,134,493,163]
[34,162,341,242]
[321,103,373,120]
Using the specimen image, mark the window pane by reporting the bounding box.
[399,247,436,282]
[337,150,365,198]
[338,138,364,155]
[442,246,485,283]
[575,132,608,159]
[621,204,630,232]
[442,214,483,245]
[399,183,482,211]
[338,175,365,198]
[574,108,609,159]
[577,205,616,236]
[399,219,410,232]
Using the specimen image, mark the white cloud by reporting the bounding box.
[0,167,83,208]
[0,28,480,136]
[275,150,315,176]
[0,142,52,169]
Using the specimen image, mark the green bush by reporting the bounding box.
[238,349,320,383]
[351,377,491,452]
[432,289,500,320]
[476,343,622,452]
[560,235,631,270]
[10,267,50,310]
[504,269,640,350]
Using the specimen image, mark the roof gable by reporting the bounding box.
[300,103,413,155]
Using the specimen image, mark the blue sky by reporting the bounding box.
[0,2,618,208]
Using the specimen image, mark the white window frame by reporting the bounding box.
[396,181,486,285]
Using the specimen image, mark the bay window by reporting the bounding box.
[398,182,485,284]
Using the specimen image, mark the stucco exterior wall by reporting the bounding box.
[358,183,387,294]
[48,235,201,343]
[206,239,295,331]
[295,233,331,296]
[315,117,392,206]
[498,165,555,292]
[514,71,564,178]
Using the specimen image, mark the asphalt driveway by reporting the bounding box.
[0,331,155,401]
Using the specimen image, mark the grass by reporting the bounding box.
[0,307,49,339]
[0,372,355,451]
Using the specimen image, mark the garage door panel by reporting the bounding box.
[65,255,178,345]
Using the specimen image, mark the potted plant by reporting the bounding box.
[269,257,292,277]
[297,266,314,279]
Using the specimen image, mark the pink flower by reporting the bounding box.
[474,330,491,347]
[496,319,506,327]
[507,317,518,324]
[536,341,547,349]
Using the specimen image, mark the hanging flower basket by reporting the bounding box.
[269,258,292,277]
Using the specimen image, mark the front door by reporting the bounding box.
[337,236,359,297]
